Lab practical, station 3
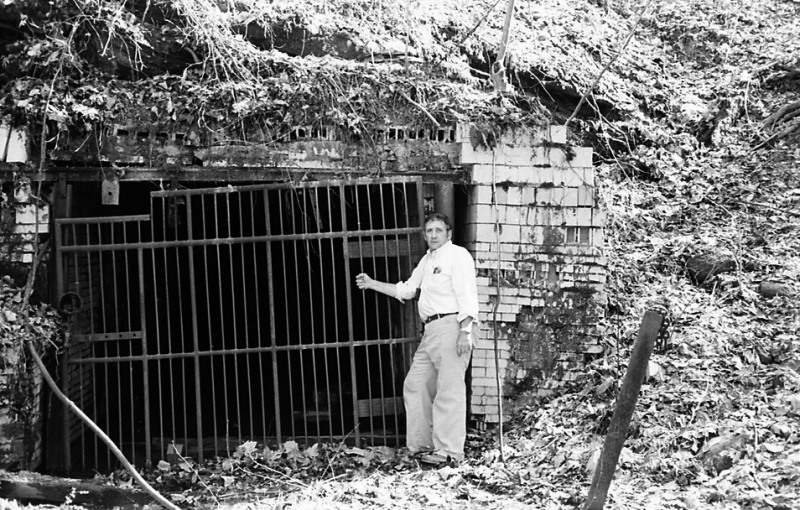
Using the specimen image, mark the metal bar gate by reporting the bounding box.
[55,177,425,472]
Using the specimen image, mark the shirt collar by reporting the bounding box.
[427,240,453,256]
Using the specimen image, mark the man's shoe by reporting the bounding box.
[419,453,454,467]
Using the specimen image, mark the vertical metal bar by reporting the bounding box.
[54,221,69,471]
[277,191,296,437]
[375,184,394,440]
[167,193,190,450]
[389,182,405,439]
[202,193,219,459]
[174,243,189,448]
[300,188,321,440]
[162,196,179,455]
[149,207,166,459]
[89,224,105,469]
[81,360,90,470]
[75,225,85,470]
[226,192,243,444]
[138,246,152,466]
[313,187,333,440]
[250,191,267,441]
[356,184,376,435]
[214,193,228,457]
[362,184,377,432]
[341,182,360,445]
[120,226,136,460]
[109,224,124,468]
[327,187,345,438]
[289,189,307,437]
[110,224,120,333]
[238,191,255,439]
[264,189,282,442]
[352,182,367,433]
[186,192,205,462]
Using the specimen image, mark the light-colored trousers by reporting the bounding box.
[403,315,470,460]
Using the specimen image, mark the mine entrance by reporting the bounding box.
[55,177,425,473]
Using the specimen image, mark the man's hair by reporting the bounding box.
[424,212,452,231]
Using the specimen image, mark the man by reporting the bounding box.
[355,213,479,464]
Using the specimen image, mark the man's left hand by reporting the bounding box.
[456,330,473,356]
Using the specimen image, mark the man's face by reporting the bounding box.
[424,219,451,251]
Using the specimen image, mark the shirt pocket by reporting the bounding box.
[425,272,451,291]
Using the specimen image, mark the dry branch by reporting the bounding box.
[24,341,180,510]
[763,100,800,130]
[398,90,440,127]
[733,199,800,218]
[751,118,800,151]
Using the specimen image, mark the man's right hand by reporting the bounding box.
[355,273,373,290]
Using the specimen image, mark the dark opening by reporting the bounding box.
[55,180,423,474]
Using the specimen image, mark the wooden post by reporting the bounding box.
[584,309,664,510]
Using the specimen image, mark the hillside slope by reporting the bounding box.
[1,0,798,509]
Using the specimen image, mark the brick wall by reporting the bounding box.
[457,125,607,423]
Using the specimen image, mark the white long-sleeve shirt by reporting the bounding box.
[394,241,479,324]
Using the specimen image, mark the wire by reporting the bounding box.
[490,141,505,463]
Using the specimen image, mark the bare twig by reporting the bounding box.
[565,0,654,129]
[247,459,309,490]
[398,90,440,127]
[172,447,220,505]
[732,198,800,217]
[430,0,504,68]
[320,427,357,479]
[750,117,800,151]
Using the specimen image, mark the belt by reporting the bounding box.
[423,312,458,325]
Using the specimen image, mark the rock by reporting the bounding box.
[758,281,794,299]
[699,431,750,474]
[787,393,800,413]
[685,253,737,284]
[646,360,664,381]
[682,493,703,509]
[585,449,601,476]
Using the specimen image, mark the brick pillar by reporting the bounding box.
[457,124,606,422]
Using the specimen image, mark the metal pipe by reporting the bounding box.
[434,182,455,222]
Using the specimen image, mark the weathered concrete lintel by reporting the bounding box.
[0,165,469,183]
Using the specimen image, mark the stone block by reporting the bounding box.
[561,167,589,186]
[592,210,607,227]
[577,185,594,206]
[563,187,580,207]
[471,366,487,378]
[461,143,571,167]
[472,164,519,184]
[0,124,9,160]
[458,124,567,146]
[583,168,596,187]
[5,127,28,163]
[499,224,522,243]
[469,185,495,205]
[566,147,593,168]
